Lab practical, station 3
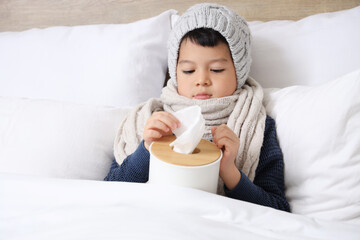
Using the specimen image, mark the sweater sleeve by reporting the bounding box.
[224,116,290,212]
[104,140,150,183]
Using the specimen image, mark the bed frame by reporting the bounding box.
[1,0,359,32]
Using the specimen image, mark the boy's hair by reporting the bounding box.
[180,28,228,48]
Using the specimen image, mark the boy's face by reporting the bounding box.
[176,39,237,99]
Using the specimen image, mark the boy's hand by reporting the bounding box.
[143,111,181,151]
[211,124,241,190]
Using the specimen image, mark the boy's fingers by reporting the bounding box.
[216,136,229,148]
[147,120,170,133]
[153,112,181,129]
[213,131,239,151]
[166,114,181,129]
[144,111,181,147]
[218,137,235,148]
[213,125,239,141]
[144,130,162,148]
[147,129,162,140]
[211,126,217,137]
[212,126,229,143]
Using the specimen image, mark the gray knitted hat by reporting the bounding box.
[168,3,251,89]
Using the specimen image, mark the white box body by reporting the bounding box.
[148,145,222,194]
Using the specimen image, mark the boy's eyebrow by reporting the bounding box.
[209,58,228,63]
[178,60,194,65]
[178,58,228,64]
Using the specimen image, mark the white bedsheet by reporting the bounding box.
[1,173,359,240]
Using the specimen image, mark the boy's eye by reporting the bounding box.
[183,70,195,74]
[211,69,225,73]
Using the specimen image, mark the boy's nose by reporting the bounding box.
[196,72,211,86]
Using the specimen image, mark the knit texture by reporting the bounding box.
[104,140,150,183]
[105,116,290,212]
[225,116,290,211]
[168,3,251,89]
[113,78,266,195]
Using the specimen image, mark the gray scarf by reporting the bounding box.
[114,77,266,194]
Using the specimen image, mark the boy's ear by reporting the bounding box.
[163,68,170,87]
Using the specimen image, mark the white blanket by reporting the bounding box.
[1,173,359,240]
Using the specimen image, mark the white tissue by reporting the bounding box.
[169,105,205,154]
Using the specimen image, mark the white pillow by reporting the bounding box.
[0,97,130,180]
[0,10,176,107]
[264,69,360,224]
[249,6,360,88]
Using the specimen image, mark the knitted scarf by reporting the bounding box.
[113,77,266,195]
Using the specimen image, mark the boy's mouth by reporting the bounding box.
[193,93,212,100]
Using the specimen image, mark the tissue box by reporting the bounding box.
[148,135,222,193]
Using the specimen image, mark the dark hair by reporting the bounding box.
[180,28,228,47]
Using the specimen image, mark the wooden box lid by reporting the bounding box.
[150,135,221,166]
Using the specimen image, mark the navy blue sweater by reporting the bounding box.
[105,116,290,212]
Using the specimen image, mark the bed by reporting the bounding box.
[1,0,360,239]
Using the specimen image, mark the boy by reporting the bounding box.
[105,3,290,212]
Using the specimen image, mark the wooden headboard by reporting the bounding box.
[1,0,359,32]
